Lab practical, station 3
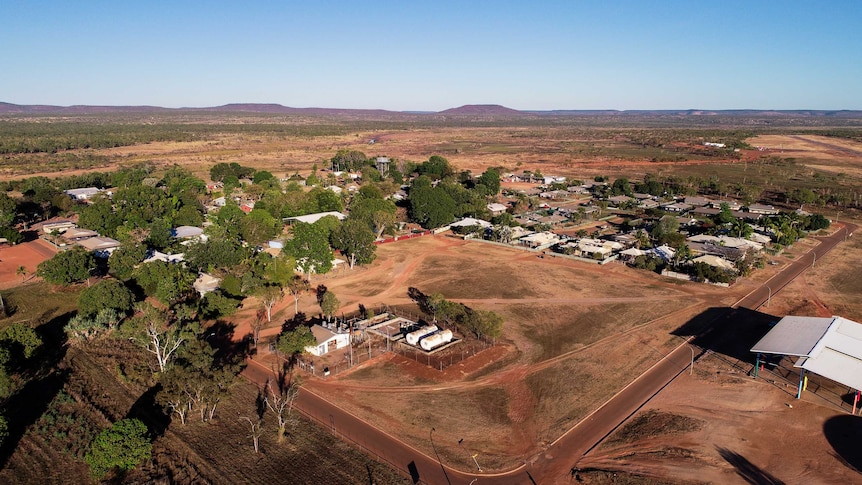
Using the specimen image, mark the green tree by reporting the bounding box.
[257,285,284,323]
[286,222,333,278]
[85,418,152,479]
[331,219,377,269]
[320,291,340,322]
[1,323,42,359]
[477,168,502,196]
[408,176,456,228]
[715,202,735,224]
[78,279,135,318]
[36,247,95,285]
[78,196,122,236]
[277,326,316,355]
[240,209,281,246]
[108,242,147,280]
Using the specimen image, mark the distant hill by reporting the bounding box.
[437,104,524,116]
[1,101,861,119]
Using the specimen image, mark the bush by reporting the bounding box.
[85,418,152,479]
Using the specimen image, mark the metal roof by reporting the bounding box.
[752,316,862,391]
[750,316,834,356]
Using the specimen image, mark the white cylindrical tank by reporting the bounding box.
[405,325,438,346]
[419,329,453,351]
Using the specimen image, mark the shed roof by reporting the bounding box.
[751,316,834,356]
[286,211,347,224]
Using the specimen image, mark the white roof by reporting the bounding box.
[753,316,862,391]
[77,236,121,250]
[487,203,508,212]
[450,217,491,228]
[172,226,204,238]
[691,254,735,270]
[287,211,347,224]
[64,187,101,197]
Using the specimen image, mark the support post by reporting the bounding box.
[797,369,806,399]
[754,353,761,378]
[853,390,859,415]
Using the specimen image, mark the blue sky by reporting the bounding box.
[2,1,860,111]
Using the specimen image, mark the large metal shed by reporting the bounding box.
[751,316,862,405]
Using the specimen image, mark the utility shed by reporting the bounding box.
[751,316,862,398]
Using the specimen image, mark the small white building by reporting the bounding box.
[64,187,103,200]
[305,324,351,356]
[193,273,221,296]
[285,211,347,225]
[487,203,508,216]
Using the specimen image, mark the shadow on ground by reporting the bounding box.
[823,415,862,474]
[717,446,785,485]
[673,307,779,365]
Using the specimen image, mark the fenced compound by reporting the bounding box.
[288,303,498,377]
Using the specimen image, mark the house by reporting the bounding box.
[684,196,713,207]
[285,211,347,225]
[710,200,742,211]
[608,195,636,207]
[747,203,780,215]
[638,199,660,210]
[543,175,567,185]
[661,203,693,213]
[519,231,562,249]
[487,203,508,216]
[691,254,736,271]
[537,214,568,225]
[305,324,351,356]
[212,196,227,207]
[42,220,77,234]
[539,190,568,199]
[77,236,122,257]
[193,273,221,296]
[62,227,99,242]
[64,187,103,200]
[172,226,204,239]
[449,217,492,229]
[327,185,343,194]
[704,142,726,148]
[144,250,185,264]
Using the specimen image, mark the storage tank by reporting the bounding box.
[419,329,453,351]
[405,325,438,346]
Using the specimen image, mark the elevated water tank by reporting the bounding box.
[405,325,438,346]
[419,329,453,351]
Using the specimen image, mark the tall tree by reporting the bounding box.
[331,219,377,269]
[286,275,310,315]
[286,222,333,278]
[320,291,340,322]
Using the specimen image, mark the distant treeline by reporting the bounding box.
[0,121,358,155]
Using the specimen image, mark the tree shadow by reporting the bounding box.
[716,446,785,485]
[206,320,245,365]
[0,311,73,468]
[672,306,778,365]
[823,415,862,474]
[125,383,170,438]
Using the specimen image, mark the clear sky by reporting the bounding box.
[2,1,860,111]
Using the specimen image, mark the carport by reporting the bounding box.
[751,316,862,411]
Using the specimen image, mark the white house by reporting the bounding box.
[305,324,351,356]
[487,203,508,216]
[64,187,103,200]
[193,273,221,296]
[77,236,122,257]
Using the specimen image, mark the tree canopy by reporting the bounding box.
[85,418,152,479]
[36,247,95,285]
